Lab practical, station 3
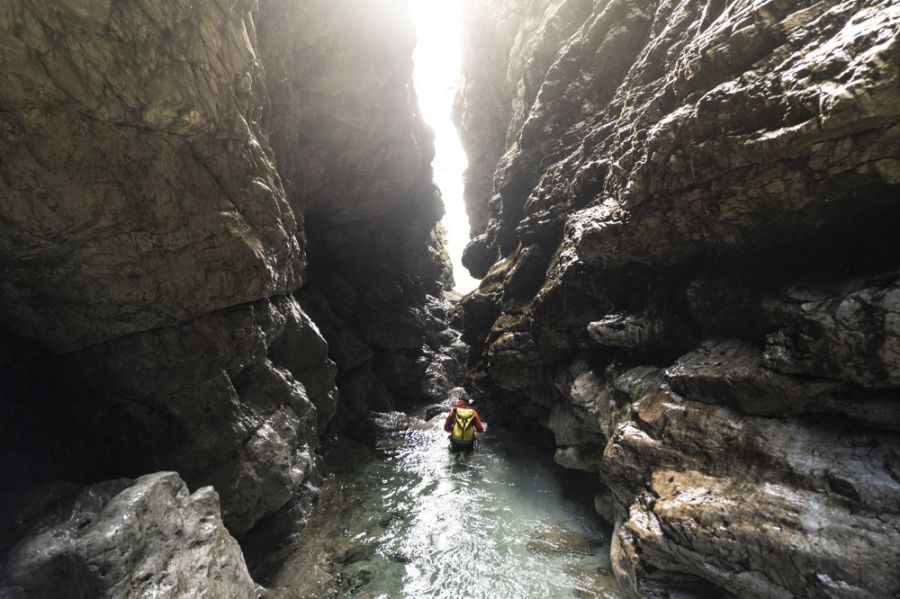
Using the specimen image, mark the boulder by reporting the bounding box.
[0,472,257,599]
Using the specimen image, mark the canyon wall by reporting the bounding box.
[259,0,453,429]
[457,0,900,596]
[0,0,448,593]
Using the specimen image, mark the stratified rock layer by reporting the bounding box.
[0,0,303,353]
[458,0,900,596]
[0,0,340,539]
[63,296,334,534]
[0,0,449,591]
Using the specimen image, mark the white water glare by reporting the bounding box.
[273,419,616,598]
[411,0,479,294]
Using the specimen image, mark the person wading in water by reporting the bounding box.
[443,388,485,452]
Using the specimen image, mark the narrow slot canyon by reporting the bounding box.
[0,1,899,598]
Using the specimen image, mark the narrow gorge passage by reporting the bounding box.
[1,1,899,598]
[411,0,478,294]
[265,5,619,595]
[272,415,617,598]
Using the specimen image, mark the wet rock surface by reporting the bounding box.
[458,0,900,596]
[63,297,333,534]
[0,293,334,535]
[0,0,343,539]
[0,472,256,599]
[614,469,900,599]
[0,0,452,594]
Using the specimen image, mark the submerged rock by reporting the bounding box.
[354,411,432,457]
[564,563,623,599]
[424,402,455,422]
[363,411,415,436]
[527,524,602,557]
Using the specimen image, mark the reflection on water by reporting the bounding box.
[273,416,622,598]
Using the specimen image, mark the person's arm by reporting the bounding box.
[444,408,456,432]
[473,411,485,433]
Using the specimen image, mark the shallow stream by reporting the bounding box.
[273,412,622,598]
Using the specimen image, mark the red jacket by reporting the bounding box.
[444,400,485,434]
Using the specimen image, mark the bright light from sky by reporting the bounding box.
[411,0,479,294]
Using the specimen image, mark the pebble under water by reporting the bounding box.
[273,414,623,598]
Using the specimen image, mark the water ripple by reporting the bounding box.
[276,417,622,598]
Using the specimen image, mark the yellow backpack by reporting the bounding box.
[452,407,476,442]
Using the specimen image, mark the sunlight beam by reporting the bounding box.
[411,0,479,294]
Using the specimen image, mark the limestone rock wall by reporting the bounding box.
[0,0,338,539]
[0,0,447,577]
[0,0,304,353]
[259,0,452,428]
[454,0,594,238]
[457,0,900,596]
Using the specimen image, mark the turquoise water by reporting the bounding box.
[272,415,622,598]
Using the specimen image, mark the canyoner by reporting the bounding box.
[1,0,898,597]
[444,387,486,452]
